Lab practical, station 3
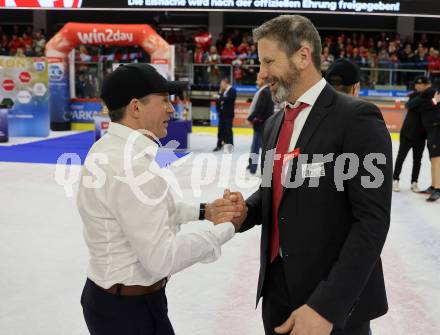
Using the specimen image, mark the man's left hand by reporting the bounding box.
[275,304,333,335]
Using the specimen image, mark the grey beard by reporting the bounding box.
[272,83,292,104]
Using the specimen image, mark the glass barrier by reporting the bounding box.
[191,64,233,90]
[75,61,103,99]
[359,67,428,89]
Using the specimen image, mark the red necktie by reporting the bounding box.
[270,102,309,263]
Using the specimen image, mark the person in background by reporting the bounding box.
[407,78,440,201]
[206,45,221,85]
[392,75,430,193]
[246,73,274,177]
[8,34,21,55]
[33,31,46,57]
[24,44,35,57]
[214,77,237,153]
[325,58,361,96]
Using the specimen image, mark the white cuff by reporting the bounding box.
[212,222,235,245]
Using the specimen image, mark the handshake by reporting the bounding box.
[204,189,248,232]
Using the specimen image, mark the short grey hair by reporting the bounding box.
[253,15,322,72]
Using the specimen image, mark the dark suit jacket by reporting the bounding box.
[240,84,392,330]
[247,86,274,132]
[408,87,440,130]
[401,92,427,141]
[216,86,237,119]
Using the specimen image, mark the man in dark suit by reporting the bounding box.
[247,74,275,176]
[226,15,392,335]
[214,77,237,153]
[392,75,430,193]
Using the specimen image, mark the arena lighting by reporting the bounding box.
[2,0,440,17]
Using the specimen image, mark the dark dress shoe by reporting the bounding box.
[419,186,435,195]
[213,146,222,152]
[426,190,440,202]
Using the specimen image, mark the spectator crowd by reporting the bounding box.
[176,29,440,88]
[2,24,440,89]
[0,25,46,57]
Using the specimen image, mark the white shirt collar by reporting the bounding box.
[108,122,159,157]
[286,78,327,109]
[223,85,232,95]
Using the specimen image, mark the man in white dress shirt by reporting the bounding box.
[77,63,244,335]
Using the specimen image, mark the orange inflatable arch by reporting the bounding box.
[45,22,172,65]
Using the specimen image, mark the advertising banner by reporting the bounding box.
[0,108,8,142]
[0,56,49,137]
[47,57,70,128]
[45,23,171,67]
[94,114,111,141]
[210,100,219,126]
[70,99,103,130]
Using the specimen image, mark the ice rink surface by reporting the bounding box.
[0,132,439,335]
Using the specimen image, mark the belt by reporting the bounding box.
[101,278,167,296]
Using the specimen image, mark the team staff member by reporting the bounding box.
[247,73,274,176]
[77,63,244,335]
[214,77,237,153]
[392,76,430,193]
[325,58,361,97]
[408,80,440,201]
[227,15,392,335]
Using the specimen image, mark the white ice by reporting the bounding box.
[0,132,439,335]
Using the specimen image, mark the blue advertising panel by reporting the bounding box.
[0,108,8,142]
[71,99,103,124]
[48,58,70,127]
[210,100,219,126]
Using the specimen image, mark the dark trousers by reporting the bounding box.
[248,130,263,174]
[81,278,175,335]
[262,257,370,335]
[393,135,425,183]
[217,115,234,147]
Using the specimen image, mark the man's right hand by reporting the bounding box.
[223,189,248,232]
[205,198,245,230]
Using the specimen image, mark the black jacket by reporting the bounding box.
[401,91,427,141]
[247,86,274,132]
[216,86,237,119]
[408,87,440,130]
[240,84,392,330]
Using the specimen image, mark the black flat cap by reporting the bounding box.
[101,63,188,111]
[414,75,430,85]
[325,59,361,86]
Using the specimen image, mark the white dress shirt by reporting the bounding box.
[77,122,235,289]
[286,78,327,152]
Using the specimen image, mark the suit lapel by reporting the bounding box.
[294,84,334,152]
[280,84,335,201]
[267,109,284,150]
[262,110,284,222]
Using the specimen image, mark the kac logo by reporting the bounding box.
[34,62,45,72]
[49,65,64,81]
